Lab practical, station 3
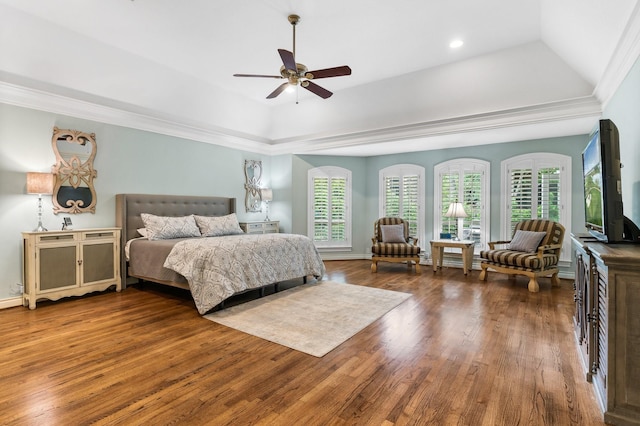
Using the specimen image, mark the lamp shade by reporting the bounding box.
[444,202,468,218]
[26,172,55,195]
[261,188,273,202]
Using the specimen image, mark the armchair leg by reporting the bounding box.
[551,273,560,287]
[479,264,488,281]
[415,262,421,274]
[527,276,540,293]
[371,260,378,273]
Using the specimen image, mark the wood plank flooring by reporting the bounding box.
[0,260,607,425]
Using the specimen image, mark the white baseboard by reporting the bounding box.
[320,253,368,261]
[0,297,24,310]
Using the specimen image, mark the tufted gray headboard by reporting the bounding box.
[115,194,236,288]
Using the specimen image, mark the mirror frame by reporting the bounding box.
[51,127,98,214]
[244,159,263,212]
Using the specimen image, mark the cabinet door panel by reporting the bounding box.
[39,246,77,290]
[82,243,115,284]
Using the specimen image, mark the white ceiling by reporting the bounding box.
[1,0,639,156]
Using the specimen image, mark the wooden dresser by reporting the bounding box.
[571,234,640,425]
[239,221,279,234]
[22,228,121,309]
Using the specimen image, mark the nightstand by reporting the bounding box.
[239,221,279,234]
[22,228,121,309]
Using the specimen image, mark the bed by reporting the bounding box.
[115,194,326,314]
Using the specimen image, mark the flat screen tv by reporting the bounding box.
[582,119,640,243]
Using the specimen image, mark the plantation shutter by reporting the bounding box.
[384,177,401,217]
[502,154,570,262]
[313,177,329,241]
[538,167,561,222]
[462,171,482,244]
[440,171,459,234]
[384,174,420,237]
[509,167,533,234]
[311,173,349,244]
[402,175,419,237]
[330,177,346,241]
[508,165,561,234]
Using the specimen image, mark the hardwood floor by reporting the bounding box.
[0,260,607,425]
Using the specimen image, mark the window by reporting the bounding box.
[501,153,571,261]
[434,159,490,253]
[308,166,352,249]
[379,164,425,245]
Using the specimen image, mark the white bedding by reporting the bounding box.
[163,233,326,314]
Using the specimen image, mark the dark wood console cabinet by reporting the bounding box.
[571,234,640,425]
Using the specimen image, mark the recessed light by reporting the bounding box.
[450,39,464,49]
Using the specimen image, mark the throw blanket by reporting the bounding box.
[164,233,326,314]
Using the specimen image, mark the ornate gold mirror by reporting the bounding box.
[244,159,263,212]
[51,127,97,214]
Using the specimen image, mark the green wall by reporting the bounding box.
[0,104,271,300]
[2,54,639,301]
[603,58,640,227]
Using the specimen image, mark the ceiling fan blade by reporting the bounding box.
[305,66,352,79]
[301,81,333,99]
[266,82,290,99]
[234,73,283,79]
[278,49,297,72]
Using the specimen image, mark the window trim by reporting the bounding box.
[501,153,571,261]
[307,166,352,250]
[378,164,425,247]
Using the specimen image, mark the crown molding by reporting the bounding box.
[594,2,640,107]
[0,81,272,154]
[0,80,602,157]
[270,96,602,155]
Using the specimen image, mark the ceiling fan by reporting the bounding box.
[233,14,352,100]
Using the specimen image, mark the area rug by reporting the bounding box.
[204,281,411,357]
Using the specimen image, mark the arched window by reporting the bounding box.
[379,164,425,246]
[434,159,490,253]
[307,166,352,249]
[501,153,571,261]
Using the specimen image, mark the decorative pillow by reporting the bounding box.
[508,230,546,253]
[140,214,201,241]
[137,228,148,238]
[194,213,245,237]
[380,224,406,243]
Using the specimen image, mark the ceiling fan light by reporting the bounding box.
[285,84,295,93]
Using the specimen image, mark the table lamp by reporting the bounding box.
[26,172,55,232]
[445,201,468,241]
[261,188,273,221]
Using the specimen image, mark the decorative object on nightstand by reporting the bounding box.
[444,201,467,241]
[261,188,273,221]
[239,221,279,234]
[26,172,55,232]
[22,228,121,309]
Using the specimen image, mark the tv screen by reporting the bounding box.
[582,119,625,242]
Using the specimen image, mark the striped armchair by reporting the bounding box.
[479,219,565,292]
[371,217,421,274]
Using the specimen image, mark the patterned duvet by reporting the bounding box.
[163,233,326,314]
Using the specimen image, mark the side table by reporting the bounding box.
[430,239,475,275]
